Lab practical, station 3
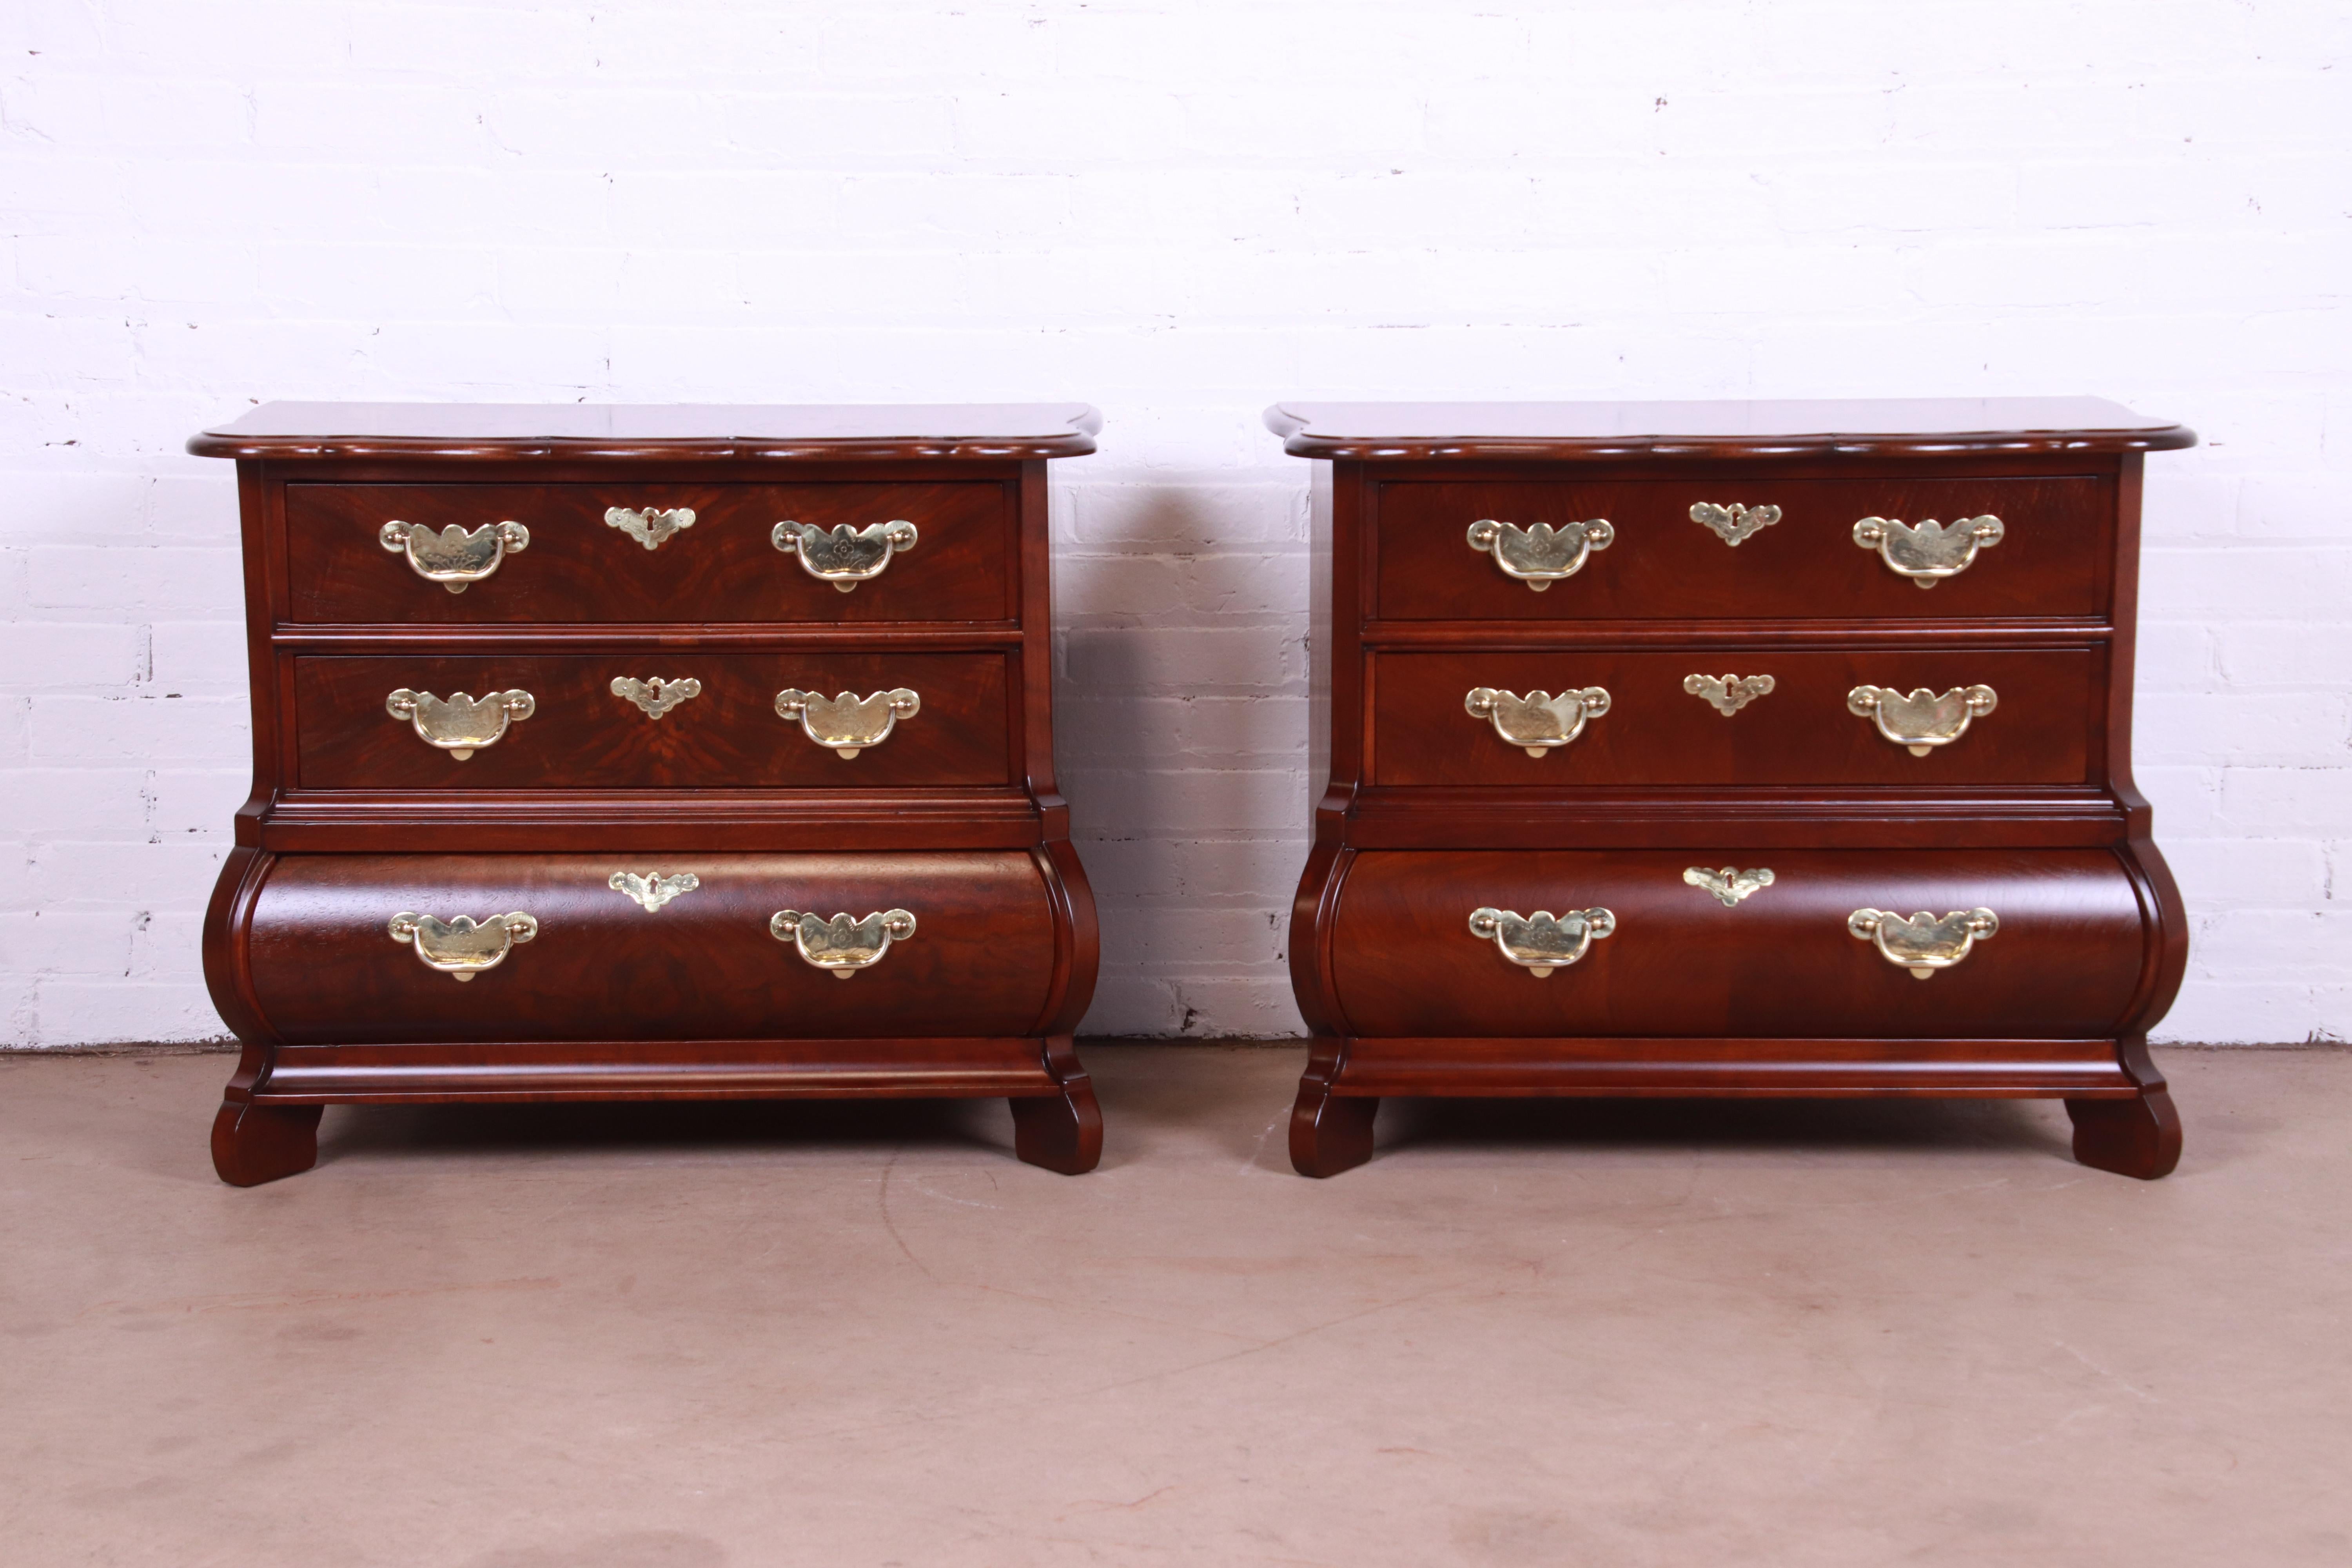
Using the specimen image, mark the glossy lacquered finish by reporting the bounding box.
[1375,475,2111,621]
[1275,399,2191,1180]
[1372,648,2097,787]
[197,404,1103,1183]
[244,852,1060,1042]
[1329,849,2144,1039]
[293,652,1013,790]
[287,481,1014,625]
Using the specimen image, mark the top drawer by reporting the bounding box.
[284,482,1014,625]
[1374,475,2112,621]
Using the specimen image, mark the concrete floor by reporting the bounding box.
[1,1046,2347,1567]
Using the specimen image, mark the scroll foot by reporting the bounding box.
[1290,1082,1378,1178]
[2066,1087,2182,1180]
[1011,1056,1102,1175]
[210,1100,323,1187]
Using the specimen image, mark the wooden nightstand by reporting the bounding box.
[1268,399,2192,1179]
[193,403,1102,1183]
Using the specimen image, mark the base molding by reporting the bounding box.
[1326,1036,2139,1098]
[252,1037,1069,1103]
[1291,1034,2175,1178]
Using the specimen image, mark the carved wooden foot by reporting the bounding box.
[1290,1082,1378,1178]
[2067,1087,2182,1180]
[211,1099,323,1187]
[1011,1075,1102,1175]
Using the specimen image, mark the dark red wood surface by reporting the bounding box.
[196,408,1103,1183]
[293,651,1013,790]
[1276,402,2191,1180]
[258,1037,1067,1101]
[1375,474,2111,621]
[243,851,1055,1043]
[194,401,1102,461]
[1328,849,2145,1039]
[1368,648,2097,787]
[1266,397,2195,461]
[287,481,1013,625]
[1333,1036,2138,1094]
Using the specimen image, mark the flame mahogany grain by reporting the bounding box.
[288,480,1015,626]
[196,405,1102,1183]
[1272,399,2190,1179]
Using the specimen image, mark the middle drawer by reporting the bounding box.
[1370,648,2096,787]
[294,652,1012,790]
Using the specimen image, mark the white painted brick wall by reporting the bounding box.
[2,0,2345,1045]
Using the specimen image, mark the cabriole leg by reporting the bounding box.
[211,1099,323,1187]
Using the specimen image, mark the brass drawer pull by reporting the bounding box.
[773,519,919,592]
[1849,906,1998,979]
[385,688,535,760]
[609,871,699,913]
[1466,517,1613,590]
[1684,867,1774,907]
[1853,514,2003,586]
[774,688,920,759]
[1684,673,1774,716]
[1468,906,1615,978]
[770,907,916,978]
[610,676,701,719]
[604,506,696,550]
[1848,684,1996,756]
[1465,686,1609,757]
[379,519,528,593]
[387,911,537,981]
[1690,501,1781,546]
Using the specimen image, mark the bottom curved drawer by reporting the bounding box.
[1328,849,2148,1039]
[242,851,1057,1043]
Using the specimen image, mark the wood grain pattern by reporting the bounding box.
[1329,849,2146,1039]
[287,481,1013,625]
[243,851,1056,1043]
[1375,475,2111,621]
[293,651,1013,791]
[1276,400,2191,1178]
[193,401,1103,461]
[1267,397,2196,460]
[197,407,1101,1182]
[1370,648,2098,787]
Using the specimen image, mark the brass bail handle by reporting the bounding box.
[379,519,530,593]
[769,908,918,978]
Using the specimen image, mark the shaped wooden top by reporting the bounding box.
[1264,397,2194,461]
[189,403,1103,461]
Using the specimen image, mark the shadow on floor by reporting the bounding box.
[303,1045,2079,1172]
[319,1095,1014,1167]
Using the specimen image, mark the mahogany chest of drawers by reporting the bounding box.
[192,404,1102,1184]
[1267,399,2193,1180]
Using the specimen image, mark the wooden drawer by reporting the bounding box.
[1370,647,2095,786]
[1329,849,2146,1039]
[243,852,1057,1043]
[1374,476,2111,621]
[285,482,1013,624]
[293,652,1012,790]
